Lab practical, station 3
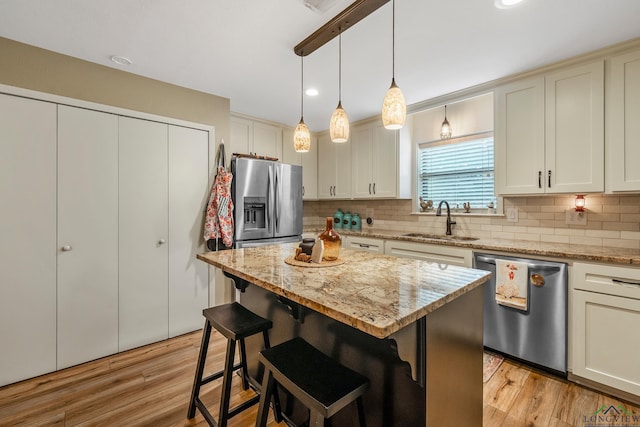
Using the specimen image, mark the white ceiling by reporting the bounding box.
[1,0,639,132]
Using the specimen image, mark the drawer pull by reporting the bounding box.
[612,278,640,287]
[358,244,370,248]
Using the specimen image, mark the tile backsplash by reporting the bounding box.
[303,195,640,249]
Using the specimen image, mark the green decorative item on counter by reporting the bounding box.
[333,209,343,229]
[319,217,341,261]
[342,211,352,230]
[351,213,362,231]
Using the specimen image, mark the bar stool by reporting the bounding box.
[255,337,370,427]
[187,302,281,427]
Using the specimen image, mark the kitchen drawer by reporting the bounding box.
[343,236,385,254]
[384,240,472,267]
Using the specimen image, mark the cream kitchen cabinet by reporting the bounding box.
[57,105,120,369]
[495,61,604,195]
[119,117,209,351]
[351,122,397,199]
[343,236,385,254]
[570,262,640,397]
[384,240,472,267]
[282,128,318,200]
[317,132,351,199]
[0,94,57,386]
[607,49,640,192]
[230,115,282,160]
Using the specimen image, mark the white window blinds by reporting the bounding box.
[418,133,495,209]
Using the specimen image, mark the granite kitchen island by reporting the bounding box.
[198,243,490,426]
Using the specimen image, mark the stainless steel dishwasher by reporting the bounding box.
[474,253,568,375]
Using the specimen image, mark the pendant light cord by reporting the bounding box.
[300,55,304,118]
[338,30,342,102]
[392,0,395,79]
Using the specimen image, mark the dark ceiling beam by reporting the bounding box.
[294,0,390,56]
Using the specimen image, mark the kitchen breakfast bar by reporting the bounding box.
[197,243,490,426]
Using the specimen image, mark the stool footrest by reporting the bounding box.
[200,362,242,386]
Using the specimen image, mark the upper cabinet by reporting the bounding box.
[317,132,352,199]
[230,116,282,161]
[495,61,604,195]
[351,122,398,199]
[282,129,318,200]
[607,49,640,192]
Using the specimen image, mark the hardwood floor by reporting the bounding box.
[1,330,638,426]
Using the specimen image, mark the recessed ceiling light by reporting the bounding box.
[110,55,132,66]
[494,0,525,9]
[305,88,319,96]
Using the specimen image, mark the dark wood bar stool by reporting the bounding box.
[255,337,370,427]
[187,302,281,427]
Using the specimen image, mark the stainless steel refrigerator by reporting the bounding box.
[231,157,303,248]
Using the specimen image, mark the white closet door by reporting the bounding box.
[0,94,57,385]
[57,105,119,369]
[168,125,209,337]
[119,117,169,351]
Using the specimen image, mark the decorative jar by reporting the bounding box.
[318,217,341,261]
[333,209,343,229]
[342,211,352,230]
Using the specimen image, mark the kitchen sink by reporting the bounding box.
[401,233,479,241]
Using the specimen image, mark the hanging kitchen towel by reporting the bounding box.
[204,142,234,249]
[495,259,528,311]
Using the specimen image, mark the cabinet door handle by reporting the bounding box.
[548,170,552,188]
[158,239,166,245]
[612,278,640,287]
[538,171,542,189]
[61,245,72,252]
[302,186,305,196]
[373,183,376,194]
[369,183,371,195]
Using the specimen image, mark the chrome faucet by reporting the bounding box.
[436,200,456,235]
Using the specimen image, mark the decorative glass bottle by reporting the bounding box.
[318,216,341,261]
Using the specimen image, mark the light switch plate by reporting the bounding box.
[565,209,587,225]
[506,207,518,223]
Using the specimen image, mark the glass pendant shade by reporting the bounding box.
[330,101,349,143]
[294,118,311,152]
[440,105,452,139]
[382,78,406,130]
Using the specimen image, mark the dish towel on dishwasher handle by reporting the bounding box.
[495,259,528,311]
[204,142,234,249]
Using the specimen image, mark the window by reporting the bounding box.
[418,132,495,211]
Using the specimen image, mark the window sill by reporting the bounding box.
[411,211,505,218]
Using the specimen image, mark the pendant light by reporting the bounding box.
[294,55,311,152]
[381,0,406,130]
[440,105,452,139]
[330,30,349,143]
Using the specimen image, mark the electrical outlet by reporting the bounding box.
[506,207,518,223]
[366,208,374,219]
[565,209,587,225]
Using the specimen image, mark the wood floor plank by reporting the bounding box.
[1,329,639,427]
[483,359,530,413]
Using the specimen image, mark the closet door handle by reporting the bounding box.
[538,171,542,189]
[548,170,552,188]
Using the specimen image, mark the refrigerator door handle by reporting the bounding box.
[274,166,280,233]
[267,165,273,230]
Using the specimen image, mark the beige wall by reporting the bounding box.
[0,37,230,147]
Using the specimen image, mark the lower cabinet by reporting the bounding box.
[384,240,473,267]
[571,262,640,397]
[343,236,385,254]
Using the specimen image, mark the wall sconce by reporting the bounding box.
[440,105,452,139]
[575,195,586,212]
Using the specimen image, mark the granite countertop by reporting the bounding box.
[197,243,490,339]
[307,228,640,266]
